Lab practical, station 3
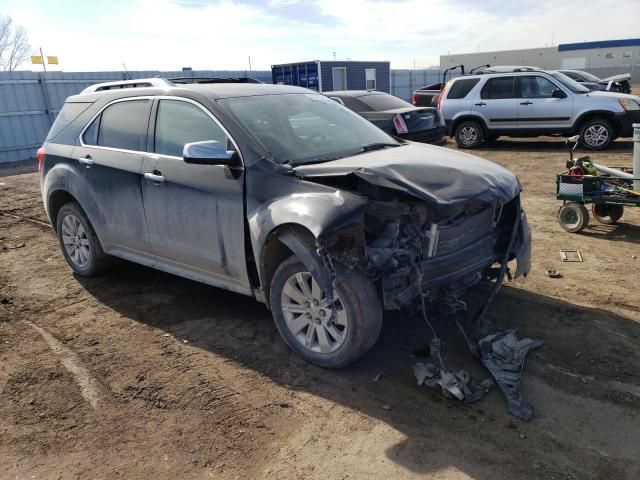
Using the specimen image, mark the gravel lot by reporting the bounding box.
[1,138,639,479]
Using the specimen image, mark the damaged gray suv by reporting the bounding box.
[40,78,531,370]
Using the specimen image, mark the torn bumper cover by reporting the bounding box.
[478,330,543,421]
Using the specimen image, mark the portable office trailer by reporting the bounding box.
[271,61,391,93]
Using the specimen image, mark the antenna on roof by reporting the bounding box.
[122,63,132,80]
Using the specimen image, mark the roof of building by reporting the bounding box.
[558,38,640,52]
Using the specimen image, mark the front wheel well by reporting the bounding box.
[573,111,619,135]
[48,190,78,231]
[260,224,316,309]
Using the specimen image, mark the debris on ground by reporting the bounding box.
[478,330,544,422]
[560,249,583,262]
[413,361,492,402]
[545,269,562,278]
[2,242,25,250]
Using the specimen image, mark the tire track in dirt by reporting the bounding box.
[23,320,110,409]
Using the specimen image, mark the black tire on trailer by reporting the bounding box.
[270,255,383,369]
[557,202,590,233]
[592,204,624,224]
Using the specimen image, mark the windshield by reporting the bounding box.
[219,93,398,165]
[575,70,601,82]
[551,72,590,93]
[357,93,412,111]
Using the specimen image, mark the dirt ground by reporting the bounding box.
[1,137,639,480]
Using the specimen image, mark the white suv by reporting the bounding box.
[438,70,640,150]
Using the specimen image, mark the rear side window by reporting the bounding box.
[96,100,149,151]
[356,94,412,111]
[154,100,228,157]
[46,102,93,141]
[446,78,480,99]
[481,77,515,99]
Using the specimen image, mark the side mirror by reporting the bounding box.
[552,89,566,99]
[183,140,235,165]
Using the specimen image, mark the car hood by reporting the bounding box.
[293,143,520,209]
[599,73,631,84]
[587,90,640,101]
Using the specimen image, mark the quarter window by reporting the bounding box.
[154,100,228,158]
[95,100,149,151]
[519,76,558,98]
[447,78,480,99]
[481,77,515,99]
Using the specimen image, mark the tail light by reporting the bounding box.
[392,114,408,134]
[412,92,418,105]
[436,81,448,111]
[37,146,46,172]
[436,92,443,111]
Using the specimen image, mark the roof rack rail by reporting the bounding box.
[168,76,264,84]
[481,66,543,74]
[80,78,171,94]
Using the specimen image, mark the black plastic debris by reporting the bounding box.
[478,330,543,422]
[413,362,493,403]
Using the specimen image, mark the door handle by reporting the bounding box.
[520,101,533,105]
[78,156,94,168]
[144,172,165,183]
[474,102,486,106]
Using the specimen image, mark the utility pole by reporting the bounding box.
[38,47,47,74]
[248,55,252,72]
[332,51,336,61]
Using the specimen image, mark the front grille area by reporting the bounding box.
[381,196,520,309]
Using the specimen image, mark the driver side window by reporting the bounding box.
[520,76,558,98]
[154,100,228,158]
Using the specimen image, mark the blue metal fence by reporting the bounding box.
[0,68,440,163]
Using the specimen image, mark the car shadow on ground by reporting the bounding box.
[457,138,634,153]
[76,262,640,478]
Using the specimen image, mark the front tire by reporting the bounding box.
[454,120,484,148]
[56,202,111,276]
[270,256,382,368]
[579,118,613,150]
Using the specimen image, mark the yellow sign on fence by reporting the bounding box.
[31,55,59,65]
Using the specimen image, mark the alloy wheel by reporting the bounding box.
[280,272,348,354]
[61,213,91,268]
[459,126,479,146]
[583,124,609,148]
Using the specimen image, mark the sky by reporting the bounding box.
[2,0,639,72]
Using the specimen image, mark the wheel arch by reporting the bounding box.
[573,110,620,135]
[260,223,318,310]
[48,189,79,232]
[449,115,488,137]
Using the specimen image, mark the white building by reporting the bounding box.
[440,38,640,82]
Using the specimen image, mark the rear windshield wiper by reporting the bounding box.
[358,142,401,153]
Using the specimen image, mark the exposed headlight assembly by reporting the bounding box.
[618,98,640,111]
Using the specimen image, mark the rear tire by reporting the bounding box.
[56,202,112,276]
[270,255,382,368]
[454,120,484,148]
[558,202,589,233]
[592,204,623,224]
[579,118,613,150]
